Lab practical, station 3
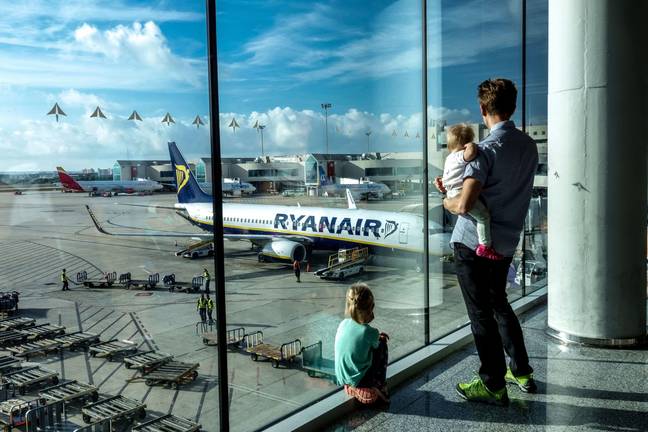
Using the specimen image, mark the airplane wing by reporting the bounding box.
[86,205,314,245]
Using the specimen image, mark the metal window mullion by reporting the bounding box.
[422,0,430,345]
[206,1,230,430]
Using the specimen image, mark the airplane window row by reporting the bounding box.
[224,217,272,225]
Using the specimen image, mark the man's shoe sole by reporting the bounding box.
[506,378,537,393]
[455,384,509,406]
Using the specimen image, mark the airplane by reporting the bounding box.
[90,106,107,119]
[319,166,391,200]
[86,142,452,264]
[57,167,163,196]
[47,103,66,122]
[199,179,256,197]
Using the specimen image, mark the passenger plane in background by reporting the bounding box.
[86,143,451,263]
[57,167,163,195]
[319,166,391,200]
[199,180,256,197]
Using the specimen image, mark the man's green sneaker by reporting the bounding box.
[455,377,509,406]
[505,368,537,393]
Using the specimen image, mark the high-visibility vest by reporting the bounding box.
[197,298,206,309]
[203,271,210,279]
[207,299,214,310]
[60,272,66,282]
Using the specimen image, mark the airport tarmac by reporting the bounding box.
[0,191,532,431]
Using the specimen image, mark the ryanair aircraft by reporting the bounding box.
[87,142,451,263]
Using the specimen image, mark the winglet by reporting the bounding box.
[346,189,357,209]
[85,205,112,235]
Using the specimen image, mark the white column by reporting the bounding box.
[547,0,647,344]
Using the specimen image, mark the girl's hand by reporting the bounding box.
[379,332,390,341]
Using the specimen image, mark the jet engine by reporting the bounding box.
[258,240,306,262]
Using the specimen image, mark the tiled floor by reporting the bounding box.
[328,305,648,432]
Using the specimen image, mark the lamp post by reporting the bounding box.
[321,103,332,157]
[365,130,372,154]
[254,122,266,156]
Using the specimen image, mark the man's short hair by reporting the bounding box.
[446,123,474,152]
[477,78,517,117]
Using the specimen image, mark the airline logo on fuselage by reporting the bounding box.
[274,213,382,238]
[175,164,190,194]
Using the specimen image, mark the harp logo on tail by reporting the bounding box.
[175,164,190,194]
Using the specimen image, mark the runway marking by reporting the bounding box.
[129,312,156,352]
[84,310,115,331]
[97,313,128,336]
[194,381,210,422]
[168,387,181,414]
[81,307,105,324]
[105,320,135,342]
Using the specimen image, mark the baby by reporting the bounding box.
[443,123,502,260]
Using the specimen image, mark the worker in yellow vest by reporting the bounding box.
[206,295,215,324]
[61,269,70,291]
[203,268,211,294]
[196,294,207,323]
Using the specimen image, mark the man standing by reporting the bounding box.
[206,295,215,324]
[439,78,537,405]
[196,294,207,323]
[293,260,301,283]
[203,268,211,294]
[60,269,70,291]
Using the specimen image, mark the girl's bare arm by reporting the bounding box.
[463,142,478,162]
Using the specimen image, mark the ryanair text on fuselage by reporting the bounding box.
[273,213,399,239]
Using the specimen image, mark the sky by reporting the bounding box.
[0,0,547,171]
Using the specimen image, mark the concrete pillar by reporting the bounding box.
[547,0,648,345]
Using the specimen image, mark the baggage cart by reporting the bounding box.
[164,274,204,293]
[125,273,159,290]
[7,339,61,359]
[88,339,137,360]
[301,341,336,381]
[19,323,65,340]
[0,398,41,431]
[134,414,201,432]
[81,395,146,424]
[2,366,59,395]
[76,271,117,288]
[133,361,199,389]
[0,317,34,331]
[0,292,19,314]
[0,330,27,348]
[54,331,100,350]
[123,351,173,371]
[0,355,20,373]
[244,331,302,368]
[202,327,245,348]
[38,380,99,404]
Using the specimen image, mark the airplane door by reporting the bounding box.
[399,223,409,244]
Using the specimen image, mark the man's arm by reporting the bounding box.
[443,177,482,215]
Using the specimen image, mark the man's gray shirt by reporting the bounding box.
[450,120,538,257]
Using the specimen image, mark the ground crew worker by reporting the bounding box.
[203,268,211,294]
[197,294,207,323]
[61,269,70,291]
[206,295,215,324]
[293,260,301,283]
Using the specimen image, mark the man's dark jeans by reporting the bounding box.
[453,242,533,390]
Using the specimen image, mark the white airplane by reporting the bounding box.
[199,180,256,197]
[86,142,451,263]
[57,167,163,195]
[319,166,391,200]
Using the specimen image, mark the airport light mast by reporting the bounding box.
[321,103,332,157]
[258,124,266,156]
[365,130,372,154]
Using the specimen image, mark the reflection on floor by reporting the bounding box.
[329,304,648,432]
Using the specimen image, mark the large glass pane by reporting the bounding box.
[521,0,548,295]
[427,0,523,338]
[0,2,218,430]
[217,1,425,430]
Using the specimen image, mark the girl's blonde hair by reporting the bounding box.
[446,123,474,152]
[345,283,374,324]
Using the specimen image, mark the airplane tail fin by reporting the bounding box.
[346,189,357,210]
[318,165,331,186]
[56,166,83,191]
[167,142,212,204]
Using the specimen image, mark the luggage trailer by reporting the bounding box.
[301,341,336,382]
[81,395,146,425]
[202,327,246,348]
[7,339,62,360]
[123,351,173,372]
[0,317,35,331]
[88,339,137,360]
[163,274,204,293]
[133,414,202,432]
[244,331,302,369]
[0,330,28,348]
[53,331,100,351]
[76,271,117,288]
[19,323,65,341]
[132,361,199,389]
[2,366,59,395]
[38,380,99,405]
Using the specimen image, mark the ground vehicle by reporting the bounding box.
[182,243,214,259]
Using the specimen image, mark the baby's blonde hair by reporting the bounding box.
[447,123,474,152]
[345,283,374,324]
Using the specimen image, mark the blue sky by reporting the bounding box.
[0,0,547,170]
